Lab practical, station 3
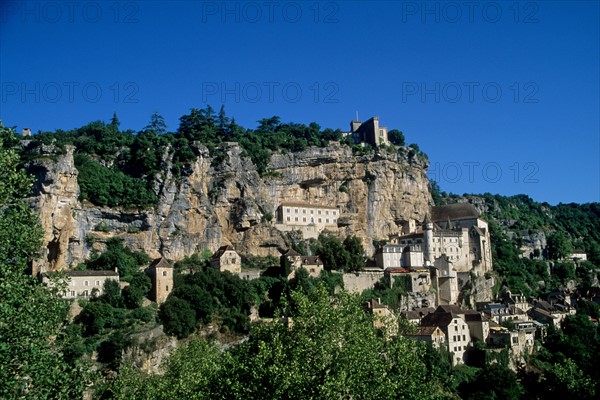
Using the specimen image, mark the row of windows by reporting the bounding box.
[286,216,336,224]
[453,346,464,352]
[452,335,467,342]
[400,239,422,244]
[81,280,102,287]
[286,208,337,216]
[435,237,459,243]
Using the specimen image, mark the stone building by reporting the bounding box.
[421,305,472,365]
[211,245,242,273]
[43,270,119,299]
[376,203,494,307]
[147,257,173,305]
[280,248,324,279]
[345,116,389,147]
[407,326,446,349]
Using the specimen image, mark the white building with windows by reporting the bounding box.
[276,201,340,239]
[43,270,120,299]
[421,305,472,365]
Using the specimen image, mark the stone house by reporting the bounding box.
[43,270,119,299]
[146,257,173,305]
[463,311,490,343]
[421,305,471,365]
[280,248,324,279]
[211,245,242,273]
[367,298,398,336]
[407,326,446,349]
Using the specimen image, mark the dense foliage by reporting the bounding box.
[313,233,366,272]
[106,285,443,400]
[0,124,88,398]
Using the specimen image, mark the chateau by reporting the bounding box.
[344,116,389,147]
[375,203,494,307]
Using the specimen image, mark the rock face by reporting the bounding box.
[28,142,432,272]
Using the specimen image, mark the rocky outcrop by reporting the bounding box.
[28,142,432,271]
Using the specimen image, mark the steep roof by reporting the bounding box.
[421,312,454,328]
[212,245,237,259]
[431,204,480,222]
[435,304,465,315]
[282,248,300,257]
[148,257,173,270]
[407,326,443,336]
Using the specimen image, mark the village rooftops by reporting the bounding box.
[431,204,480,222]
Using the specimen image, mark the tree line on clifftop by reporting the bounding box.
[18,106,414,209]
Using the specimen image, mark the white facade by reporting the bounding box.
[278,202,339,228]
[447,317,471,365]
[43,270,119,299]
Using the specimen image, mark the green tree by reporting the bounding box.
[159,297,197,339]
[387,129,405,146]
[343,235,366,272]
[0,123,89,399]
[547,231,572,260]
[315,233,348,271]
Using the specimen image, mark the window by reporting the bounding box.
[310,209,314,214]
[318,218,322,223]
[166,285,169,292]
[287,216,290,221]
[70,291,75,297]
[462,335,466,341]
[311,217,314,223]
[295,208,298,214]
[84,281,89,286]
[326,210,329,215]
[303,217,306,222]
[326,218,329,223]
[95,280,100,286]
[303,209,306,214]
[295,217,298,221]
[318,210,321,215]
[286,208,290,213]
[163,271,167,277]
[333,211,336,215]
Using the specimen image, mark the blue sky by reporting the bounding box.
[1,1,598,204]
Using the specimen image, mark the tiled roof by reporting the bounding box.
[212,245,237,259]
[279,201,338,210]
[148,257,173,270]
[421,312,454,328]
[408,326,442,336]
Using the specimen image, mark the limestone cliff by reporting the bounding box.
[28,142,432,272]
